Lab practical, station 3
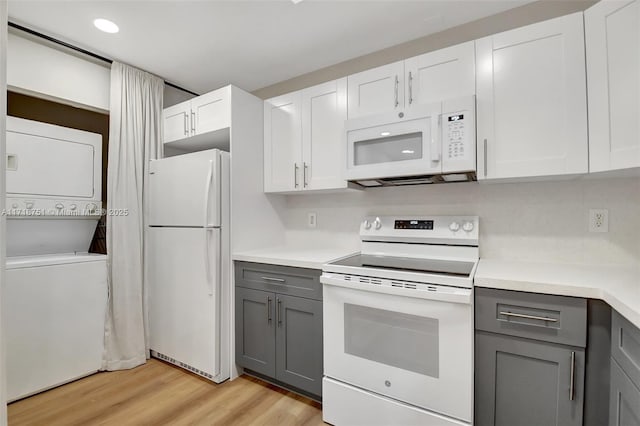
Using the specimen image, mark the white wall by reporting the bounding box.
[281,177,640,267]
[1,4,8,425]
[7,32,110,112]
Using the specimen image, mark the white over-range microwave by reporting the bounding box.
[345,95,476,186]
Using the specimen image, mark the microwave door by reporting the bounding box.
[345,106,442,181]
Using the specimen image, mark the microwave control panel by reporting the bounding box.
[445,113,468,160]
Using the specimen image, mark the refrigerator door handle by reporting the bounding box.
[204,228,213,296]
[203,159,214,227]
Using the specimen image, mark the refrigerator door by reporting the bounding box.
[148,149,221,227]
[148,226,223,380]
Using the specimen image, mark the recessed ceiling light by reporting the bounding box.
[291,0,304,4]
[380,131,391,136]
[401,150,415,154]
[93,18,119,34]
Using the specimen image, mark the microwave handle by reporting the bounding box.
[431,114,441,163]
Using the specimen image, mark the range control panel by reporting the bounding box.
[360,215,479,246]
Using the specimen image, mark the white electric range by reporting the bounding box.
[321,215,479,426]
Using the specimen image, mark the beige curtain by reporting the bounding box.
[103,62,163,370]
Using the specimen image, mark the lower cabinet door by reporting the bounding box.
[235,287,276,377]
[275,294,323,396]
[610,358,640,426]
[475,332,584,426]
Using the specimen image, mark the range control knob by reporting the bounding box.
[374,217,382,230]
[363,219,371,230]
[449,222,460,232]
[55,203,64,210]
[462,221,474,232]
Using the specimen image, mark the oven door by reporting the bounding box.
[345,103,442,181]
[322,275,473,423]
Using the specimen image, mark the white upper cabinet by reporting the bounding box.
[264,92,303,192]
[347,61,404,119]
[302,78,348,191]
[476,12,588,180]
[264,79,349,193]
[163,102,191,144]
[405,41,476,108]
[162,86,231,145]
[585,0,640,173]
[191,86,231,136]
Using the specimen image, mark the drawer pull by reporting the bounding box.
[499,311,558,323]
[261,276,285,283]
[267,297,272,322]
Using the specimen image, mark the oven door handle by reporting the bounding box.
[321,274,472,304]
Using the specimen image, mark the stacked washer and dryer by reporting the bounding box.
[4,117,108,402]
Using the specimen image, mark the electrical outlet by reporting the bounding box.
[307,212,317,228]
[589,209,609,233]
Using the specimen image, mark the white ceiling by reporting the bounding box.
[8,0,532,95]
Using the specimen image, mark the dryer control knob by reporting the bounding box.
[87,203,98,214]
[25,201,34,209]
[11,203,18,209]
[363,219,371,230]
[462,221,474,232]
[69,204,78,211]
[55,203,64,210]
[374,217,382,230]
[449,222,460,232]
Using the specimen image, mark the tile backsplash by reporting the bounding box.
[279,177,640,267]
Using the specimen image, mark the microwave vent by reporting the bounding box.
[350,172,476,188]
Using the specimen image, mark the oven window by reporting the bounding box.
[344,303,439,377]
[354,132,423,166]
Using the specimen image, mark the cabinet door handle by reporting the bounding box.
[191,111,196,134]
[294,163,299,188]
[277,298,282,326]
[303,162,308,188]
[483,138,488,177]
[183,114,189,136]
[267,297,272,322]
[499,311,558,322]
[569,351,576,401]
[261,276,285,283]
[394,75,399,108]
[408,71,413,105]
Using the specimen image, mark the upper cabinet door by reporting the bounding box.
[476,12,588,180]
[192,86,231,135]
[405,41,475,108]
[585,0,640,173]
[301,78,348,191]
[163,101,191,143]
[264,92,303,192]
[347,61,404,119]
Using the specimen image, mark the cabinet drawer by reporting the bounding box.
[475,288,587,347]
[612,311,640,390]
[235,261,322,301]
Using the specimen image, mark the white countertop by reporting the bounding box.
[233,247,357,270]
[475,259,640,329]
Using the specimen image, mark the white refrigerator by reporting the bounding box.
[148,149,231,383]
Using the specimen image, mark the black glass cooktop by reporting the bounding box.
[331,254,475,277]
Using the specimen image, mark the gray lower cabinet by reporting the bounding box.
[235,287,276,377]
[235,262,323,399]
[610,359,640,426]
[475,288,587,426]
[610,310,640,426]
[475,331,585,426]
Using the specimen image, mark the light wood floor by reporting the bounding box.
[8,359,324,426]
